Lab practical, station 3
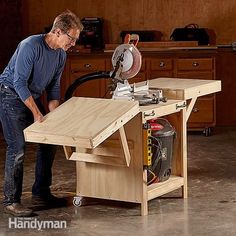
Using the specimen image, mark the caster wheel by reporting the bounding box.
[73,196,83,207]
[203,127,212,137]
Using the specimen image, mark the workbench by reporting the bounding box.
[24,78,221,215]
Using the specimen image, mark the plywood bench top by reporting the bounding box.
[24,97,139,148]
[24,78,221,148]
[143,78,221,100]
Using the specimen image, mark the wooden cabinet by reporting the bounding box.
[149,58,174,78]
[187,96,215,124]
[176,58,214,71]
[62,49,217,133]
[146,53,216,132]
[69,57,106,98]
[175,57,215,132]
[62,55,109,99]
[176,58,214,81]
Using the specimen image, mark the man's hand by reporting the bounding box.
[48,100,60,112]
[24,96,44,122]
[33,112,44,122]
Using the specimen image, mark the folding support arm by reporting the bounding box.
[63,126,132,167]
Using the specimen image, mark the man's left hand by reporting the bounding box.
[48,100,60,112]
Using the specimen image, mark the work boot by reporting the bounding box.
[4,203,33,217]
[31,194,67,208]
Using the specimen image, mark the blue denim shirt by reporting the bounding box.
[0,34,66,102]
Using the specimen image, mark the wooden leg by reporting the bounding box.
[141,201,148,216]
[141,168,148,216]
[167,108,188,199]
[182,185,188,198]
[182,107,188,199]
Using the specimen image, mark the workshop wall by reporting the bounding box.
[0,0,22,71]
[21,0,236,45]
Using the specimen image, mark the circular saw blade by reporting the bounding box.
[112,44,142,80]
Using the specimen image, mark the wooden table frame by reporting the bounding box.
[73,100,187,216]
[24,78,221,216]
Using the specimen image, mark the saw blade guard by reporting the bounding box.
[111,43,142,80]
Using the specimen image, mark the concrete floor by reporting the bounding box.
[0,127,235,236]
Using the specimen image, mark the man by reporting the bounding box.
[0,10,83,216]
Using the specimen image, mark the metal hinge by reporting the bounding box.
[176,102,186,110]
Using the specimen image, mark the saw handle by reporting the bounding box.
[124,34,139,46]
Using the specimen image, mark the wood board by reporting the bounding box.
[142,78,221,100]
[24,97,140,148]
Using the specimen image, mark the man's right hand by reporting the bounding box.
[33,112,44,123]
[24,96,44,123]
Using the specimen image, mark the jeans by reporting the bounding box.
[0,84,57,206]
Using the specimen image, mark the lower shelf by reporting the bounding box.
[147,175,184,201]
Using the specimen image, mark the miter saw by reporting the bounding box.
[64,34,167,105]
